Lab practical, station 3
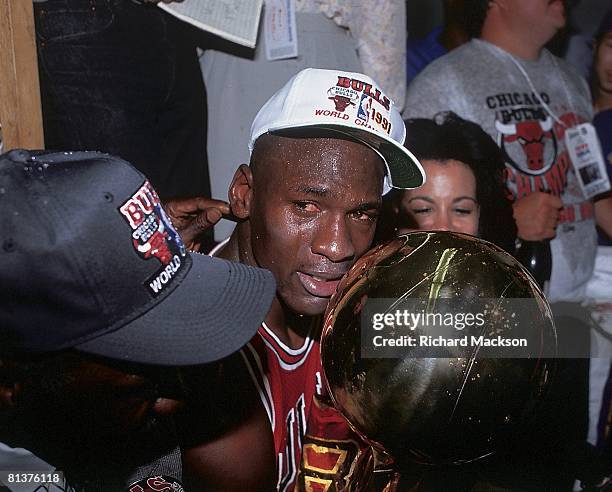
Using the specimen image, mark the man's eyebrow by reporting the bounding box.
[354,200,382,211]
[289,185,330,197]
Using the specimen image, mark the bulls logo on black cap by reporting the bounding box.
[119,181,187,297]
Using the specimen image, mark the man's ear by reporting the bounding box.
[0,360,20,409]
[229,164,254,220]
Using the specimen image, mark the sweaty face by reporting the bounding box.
[397,159,480,236]
[596,33,612,95]
[249,136,384,316]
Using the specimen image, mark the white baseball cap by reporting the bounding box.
[249,68,425,191]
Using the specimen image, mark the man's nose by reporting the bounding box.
[311,214,355,263]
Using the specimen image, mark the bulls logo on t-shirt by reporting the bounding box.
[496,116,558,176]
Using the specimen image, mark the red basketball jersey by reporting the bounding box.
[241,322,324,492]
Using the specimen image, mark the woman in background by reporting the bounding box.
[587,7,612,472]
[377,111,517,253]
[591,8,612,244]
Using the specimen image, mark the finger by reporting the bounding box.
[533,220,556,239]
[163,199,198,218]
[544,194,563,209]
[221,210,239,222]
[179,222,208,247]
[187,198,231,215]
[543,207,560,223]
[546,216,558,231]
[205,208,223,226]
[192,208,223,231]
[216,202,231,216]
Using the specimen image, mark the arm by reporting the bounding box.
[182,402,275,492]
[176,352,276,492]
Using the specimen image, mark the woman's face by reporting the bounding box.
[595,32,612,95]
[397,159,480,236]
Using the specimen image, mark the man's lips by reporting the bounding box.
[296,271,345,298]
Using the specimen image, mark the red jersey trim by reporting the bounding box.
[240,340,276,431]
[259,322,317,371]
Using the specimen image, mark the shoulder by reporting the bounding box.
[549,51,586,84]
[409,41,474,81]
[172,349,276,489]
[181,395,276,491]
[404,40,487,118]
[176,351,262,446]
[546,51,592,101]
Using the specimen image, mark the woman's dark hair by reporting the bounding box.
[590,8,612,99]
[378,112,517,253]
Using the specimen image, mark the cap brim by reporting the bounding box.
[269,123,425,190]
[75,254,275,366]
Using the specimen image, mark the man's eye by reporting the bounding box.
[352,210,378,222]
[294,201,318,213]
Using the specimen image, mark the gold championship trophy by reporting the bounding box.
[320,232,557,491]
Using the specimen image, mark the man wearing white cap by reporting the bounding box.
[172,68,424,491]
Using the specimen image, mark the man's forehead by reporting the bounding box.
[283,166,384,204]
[260,133,384,167]
[265,131,373,153]
[251,132,386,194]
[278,140,383,177]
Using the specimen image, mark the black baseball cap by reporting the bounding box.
[0,150,275,365]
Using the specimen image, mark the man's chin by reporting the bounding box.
[287,295,330,318]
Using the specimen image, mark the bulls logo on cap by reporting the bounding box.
[327,86,360,112]
[119,181,187,297]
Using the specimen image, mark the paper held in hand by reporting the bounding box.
[158,0,264,49]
